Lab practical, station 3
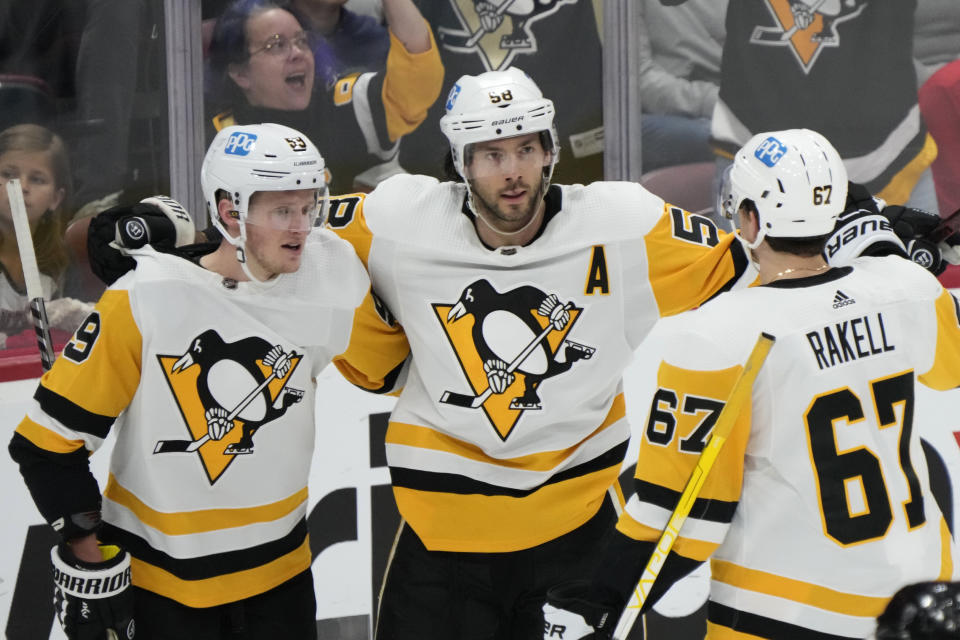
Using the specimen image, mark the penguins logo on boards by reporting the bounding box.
[153,330,304,484]
[751,0,866,74]
[438,0,577,71]
[433,279,595,440]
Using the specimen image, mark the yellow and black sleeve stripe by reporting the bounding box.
[645,204,751,317]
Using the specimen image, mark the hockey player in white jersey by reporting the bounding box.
[7,123,407,639]
[325,71,960,639]
[542,129,960,639]
[79,71,958,639]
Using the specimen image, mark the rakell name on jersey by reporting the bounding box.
[805,313,895,370]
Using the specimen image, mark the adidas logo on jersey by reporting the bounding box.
[833,290,856,309]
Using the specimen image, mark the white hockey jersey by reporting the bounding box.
[13,231,370,607]
[619,256,960,638]
[330,173,753,552]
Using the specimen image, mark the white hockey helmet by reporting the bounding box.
[718,128,847,249]
[200,123,329,263]
[439,67,559,181]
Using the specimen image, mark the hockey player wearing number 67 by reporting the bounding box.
[78,72,958,639]
[8,123,408,639]
[541,129,960,639]
[322,71,958,639]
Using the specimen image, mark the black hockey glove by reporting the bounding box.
[876,581,960,639]
[881,205,960,277]
[542,580,622,640]
[87,195,195,286]
[824,182,907,267]
[51,542,136,640]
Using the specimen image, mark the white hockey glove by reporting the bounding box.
[116,196,194,250]
[262,345,291,379]
[89,195,196,285]
[542,581,619,640]
[538,294,570,331]
[823,208,906,267]
[206,406,232,441]
[51,542,135,640]
[483,359,514,394]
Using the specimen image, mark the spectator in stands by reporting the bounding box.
[291,0,391,75]
[0,124,91,349]
[0,124,70,311]
[638,0,725,172]
[703,0,937,227]
[206,0,443,193]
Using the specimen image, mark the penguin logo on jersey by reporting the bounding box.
[153,330,304,484]
[433,279,595,440]
[751,0,866,73]
[438,0,577,71]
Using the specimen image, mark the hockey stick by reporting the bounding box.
[7,179,55,372]
[612,332,776,640]
[751,0,826,43]
[439,302,573,409]
[928,207,960,245]
[439,0,517,49]
[153,350,297,454]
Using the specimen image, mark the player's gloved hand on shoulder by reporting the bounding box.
[542,580,621,640]
[882,204,960,277]
[88,195,195,285]
[824,182,906,267]
[876,581,960,639]
[51,542,136,639]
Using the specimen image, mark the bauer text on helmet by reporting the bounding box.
[439,68,560,182]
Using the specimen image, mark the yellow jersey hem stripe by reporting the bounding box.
[130,539,311,608]
[105,475,308,536]
[386,394,625,472]
[711,559,889,617]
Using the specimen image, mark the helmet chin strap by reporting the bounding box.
[223,222,276,285]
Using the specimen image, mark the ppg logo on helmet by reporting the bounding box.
[445,84,461,112]
[225,132,257,156]
[754,137,788,167]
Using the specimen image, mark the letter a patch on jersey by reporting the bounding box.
[432,279,595,440]
[154,329,304,484]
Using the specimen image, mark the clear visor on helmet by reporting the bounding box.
[716,163,738,220]
[464,134,554,180]
[244,186,329,232]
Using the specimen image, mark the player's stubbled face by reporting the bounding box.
[467,133,550,233]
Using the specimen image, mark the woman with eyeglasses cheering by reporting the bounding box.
[207,0,444,193]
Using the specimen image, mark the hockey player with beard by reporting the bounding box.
[541,129,960,640]
[83,70,959,639]
[7,123,407,640]
[324,70,958,639]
